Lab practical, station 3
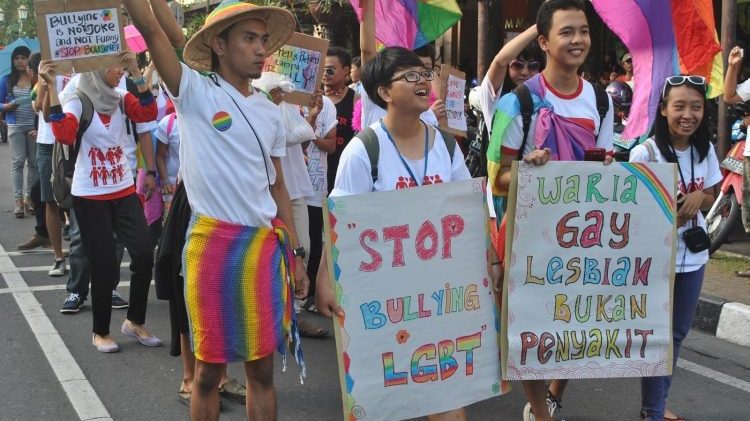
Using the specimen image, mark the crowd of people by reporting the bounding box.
[0,0,737,419]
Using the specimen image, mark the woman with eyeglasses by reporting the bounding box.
[629,75,721,421]
[316,47,474,421]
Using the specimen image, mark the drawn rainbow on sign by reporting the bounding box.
[620,162,675,224]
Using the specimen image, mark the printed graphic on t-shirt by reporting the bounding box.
[679,177,705,195]
[212,111,232,132]
[87,146,125,187]
[394,174,446,189]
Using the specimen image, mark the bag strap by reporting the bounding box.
[355,127,380,183]
[166,113,176,137]
[434,126,457,163]
[593,85,610,129]
[644,139,657,162]
[514,84,534,160]
[74,90,95,158]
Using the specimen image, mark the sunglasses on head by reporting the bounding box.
[510,60,541,73]
[324,67,336,76]
[389,70,435,84]
[624,58,632,64]
[661,75,706,98]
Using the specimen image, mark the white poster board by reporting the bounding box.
[324,179,506,421]
[439,64,468,137]
[502,161,677,380]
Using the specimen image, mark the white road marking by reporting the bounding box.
[6,262,130,273]
[677,359,750,394]
[0,243,112,421]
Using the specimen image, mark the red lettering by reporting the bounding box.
[359,229,382,272]
[581,210,604,248]
[520,332,538,365]
[538,332,555,364]
[609,212,630,249]
[415,221,439,261]
[556,211,579,248]
[440,215,465,259]
[633,258,651,285]
[635,329,653,358]
[383,225,410,267]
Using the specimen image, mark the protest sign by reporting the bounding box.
[439,64,468,137]
[323,179,506,421]
[502,161,677,380]
[35,0,126,73]
[263,33,329,107]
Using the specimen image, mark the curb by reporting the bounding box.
[693,294,750,347]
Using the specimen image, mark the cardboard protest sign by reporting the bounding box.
[502,161,677,380]
[35,0,126,74]
[323,179,506,421]
[263,33,329,107]
[439,64,468,137]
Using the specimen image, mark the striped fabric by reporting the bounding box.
[183,213,302,367]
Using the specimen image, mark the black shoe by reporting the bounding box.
[60,293,84,313]
[111,290,129,309]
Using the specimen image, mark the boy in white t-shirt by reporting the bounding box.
[486,2,614,420]
[124,0,309,418]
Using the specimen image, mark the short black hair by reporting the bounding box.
[362,46,424,109]
[327,46,352,68]
[352,56,361,68]
[650,79,710,163]
[537,0,586,38]
[413,44,436,68]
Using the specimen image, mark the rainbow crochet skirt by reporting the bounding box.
[183,214,302,367]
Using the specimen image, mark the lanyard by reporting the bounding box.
[670,144,694,192]
[379,119,429,187]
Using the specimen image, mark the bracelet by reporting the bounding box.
[492,261,502,266]
[133,77,146,86]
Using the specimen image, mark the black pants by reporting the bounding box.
[307,205,324,295]
[30,180,48,238]
[74,193,153,335]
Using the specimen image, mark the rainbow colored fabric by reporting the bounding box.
[349,0,462,49]
[591,0,723,139]
[183,214,303,372]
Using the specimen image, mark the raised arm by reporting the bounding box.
[724,46,745,105]
[123,0,182,96]
[485,25,538,94]
[359,0,376,65]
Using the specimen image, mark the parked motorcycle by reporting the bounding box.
[705,129,746,255]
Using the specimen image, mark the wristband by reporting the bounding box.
[492,261,502,266]
[133,77,147,86]
[147,170,157,177]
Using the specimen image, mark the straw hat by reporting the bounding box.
[183,0,296,72]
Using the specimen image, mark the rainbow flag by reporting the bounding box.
[591,0,723,139]
[349,0,462,49]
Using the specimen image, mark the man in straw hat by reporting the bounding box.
[124,1,309,419]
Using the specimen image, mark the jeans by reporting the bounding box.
[74,194,153,335]
[65,209,124,300]
[640,266,705,420]
[8,125,38,200]
[36,143,54,203]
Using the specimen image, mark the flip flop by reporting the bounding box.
[298,319,329,338]
[735,270,750,278]
[664,416,687,421]
[179,388,224,410]
[218,378,246,404]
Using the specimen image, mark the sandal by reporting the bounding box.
[178,388,223,410]
[14,200,24,218]
[735,270,750,278]
[218,378,246,404]
[298,319,329,338]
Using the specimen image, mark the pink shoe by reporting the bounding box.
[92,334,120,353]
[121,322,162,347]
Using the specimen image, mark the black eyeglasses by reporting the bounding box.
[324,67,336,76]
[510,60,541,73]
[662,75,706,98]
[389,70,435,84]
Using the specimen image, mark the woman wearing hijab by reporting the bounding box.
[0,46,38,217]
[41,53,161,353]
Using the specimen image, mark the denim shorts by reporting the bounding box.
[36,143,54,203]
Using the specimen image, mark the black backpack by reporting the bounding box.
[51,91,124,208]
[355,125,457,184]
[513,83,610,159]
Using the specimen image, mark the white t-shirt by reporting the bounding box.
[331,121,470,196]
[63,92,135,197]
[630,138,722,273]
[37,74,74,145]
[360,91,439,129]
[154,113,180,186]
[168,63,286,227]
[736,79,750,102]
[305,96,338,207]
[478,76,503,134]
[281,143,314,201]
[497,77,615,157]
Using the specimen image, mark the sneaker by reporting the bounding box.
[49,259,66,276]
[522,392,561,421]
[60,293,84,313]
[62,224,71,241]
[17,234,51,250]
[111,290,129,309]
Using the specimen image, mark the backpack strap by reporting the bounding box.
[643,139,657,163]
[593,85,610,129]
[166,113,177,137]
[434,126,457,163]
[513,84,534,160]
[355,127,380,184]
[74,90,95,157]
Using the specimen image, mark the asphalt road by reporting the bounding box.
[1,142,749,421]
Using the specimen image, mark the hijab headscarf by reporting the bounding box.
[74,70,121,115]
